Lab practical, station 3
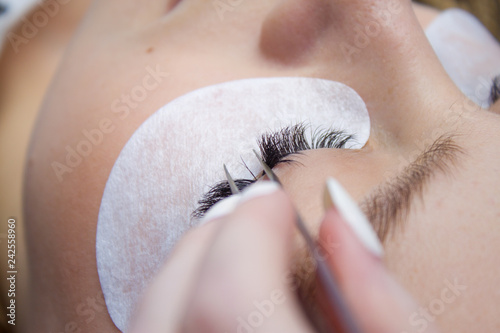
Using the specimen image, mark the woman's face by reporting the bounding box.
[25,0,500,332]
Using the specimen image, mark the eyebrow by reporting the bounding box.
[192,128,464,243]
[359,134,464,242]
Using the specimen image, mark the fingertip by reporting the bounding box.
[317,209,440,333]
[318,208,341,243]
[232,182,297,237]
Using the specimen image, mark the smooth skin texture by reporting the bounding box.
[0,1,92,330]
[20,0,500,332]
[129,185,440,333]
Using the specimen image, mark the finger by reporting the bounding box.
[86,0,177,32]
[127,219,222,333]
[318,209,441,333]
[183,182,315,333]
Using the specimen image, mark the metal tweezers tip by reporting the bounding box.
[252,149,282,185]
[223,164,240,195]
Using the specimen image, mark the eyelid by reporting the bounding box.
[270,152,305,169]
[193,123,354,219]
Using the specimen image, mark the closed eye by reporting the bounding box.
[191,123,355,219]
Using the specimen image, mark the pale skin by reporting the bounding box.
[9,0,500,332]
[128,187,442,333]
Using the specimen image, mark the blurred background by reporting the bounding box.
[0,1,92,332]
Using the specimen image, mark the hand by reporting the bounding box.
[128,181,441,333]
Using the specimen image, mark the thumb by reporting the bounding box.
[317,178,440,333]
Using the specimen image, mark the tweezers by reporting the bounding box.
[223,153,363,333]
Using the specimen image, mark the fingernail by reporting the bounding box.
[239,181,281,203]
[324,177,384,257]
[199,195,241,226]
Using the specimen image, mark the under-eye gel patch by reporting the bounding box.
[426,8,500,108]
[96,77,371,331]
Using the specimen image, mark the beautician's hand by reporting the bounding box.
[128,181,441,333]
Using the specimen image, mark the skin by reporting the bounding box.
[0,0,92,330]
[17,0,500,332]
[128,186,442,333]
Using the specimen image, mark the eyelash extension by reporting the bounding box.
[192,179,254,219]
[192,123,354,219]
[490,75,500,105]
[259,123,354,169]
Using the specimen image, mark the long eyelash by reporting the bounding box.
[192,123,354,219]
[192,179,255,219]
[258,123,354,169]
[490,75,500,105]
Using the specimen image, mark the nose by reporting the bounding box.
[259,0,334,65]
[257,0,467,149]
[258,0,412,66]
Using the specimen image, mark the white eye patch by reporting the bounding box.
[426,8,500,108]
[96,77,371,331]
